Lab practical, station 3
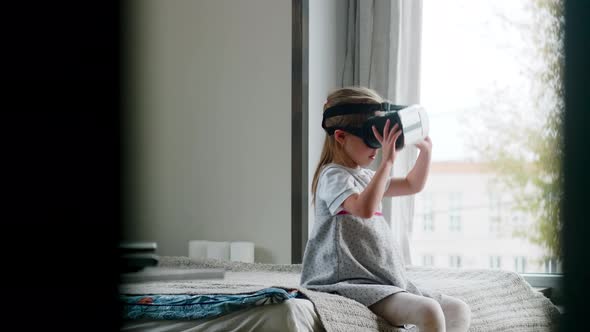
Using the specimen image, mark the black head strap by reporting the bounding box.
[322,102,405,135]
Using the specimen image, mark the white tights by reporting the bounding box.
[369,292,471,332]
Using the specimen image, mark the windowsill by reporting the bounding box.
[556,305,565,315]
[523,273,563,306]
[531,285,564,317]
[532,286,552,298]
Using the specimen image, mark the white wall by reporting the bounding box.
[123,0,292,263]
[308,0,348,234]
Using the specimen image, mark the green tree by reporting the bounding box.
[468,0,564,259]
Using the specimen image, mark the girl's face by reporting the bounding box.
[335,130,378,168]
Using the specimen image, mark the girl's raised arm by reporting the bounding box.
[384,137,432,197]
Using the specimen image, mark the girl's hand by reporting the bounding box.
[372,119,403,166]
[414,136,432,153]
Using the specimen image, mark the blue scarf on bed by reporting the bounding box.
[121,287,300,320]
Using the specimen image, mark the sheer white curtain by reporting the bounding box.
[341,0,423,265]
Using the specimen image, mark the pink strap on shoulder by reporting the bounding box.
[337,210,383,216]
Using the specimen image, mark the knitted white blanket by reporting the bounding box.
[119,257,560,332]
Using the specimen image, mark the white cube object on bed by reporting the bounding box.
[189,240,254,262]
[230,241,255,263]
[206,241,230,260]
[189,240,230,260]
[188,240,208,259]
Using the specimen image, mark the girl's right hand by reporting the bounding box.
[372,120,403,166]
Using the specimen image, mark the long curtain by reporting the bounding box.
[341,0,423,265]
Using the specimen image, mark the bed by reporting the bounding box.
[119,256,560,331]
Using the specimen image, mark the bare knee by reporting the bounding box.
[456,299,471,331]
[418,298,445,332]
[442,296,471,332]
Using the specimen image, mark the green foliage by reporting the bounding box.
[470,0,564,258]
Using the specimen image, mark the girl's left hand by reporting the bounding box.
[414,136,432,152]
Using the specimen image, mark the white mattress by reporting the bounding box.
[120,298,324,332]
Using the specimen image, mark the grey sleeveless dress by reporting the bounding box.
[300,163,441,307]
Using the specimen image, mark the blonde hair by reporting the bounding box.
[311,86,384,203]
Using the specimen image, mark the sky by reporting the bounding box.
[421,0,537,161]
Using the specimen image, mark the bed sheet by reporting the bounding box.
[120,297,324,332]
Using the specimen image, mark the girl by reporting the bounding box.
[300,87,471,332]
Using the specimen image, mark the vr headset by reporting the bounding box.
[322,102,429,150]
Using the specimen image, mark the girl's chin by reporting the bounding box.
[361,160,374,167]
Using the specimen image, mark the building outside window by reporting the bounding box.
[514,256,527,273]
[449,192,462,232]
[410,0,563,274]
[489,256,502,269]
[422,254,435,266]
[449,255,462,268]
[544,257,559,273]
[423,194,435,232]
[488,191,502,234]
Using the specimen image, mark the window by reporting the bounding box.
[411,0,563,274]
[422,254,435,266]
[544,257,560,273]
[514,256,527,273]
[449,193,461,232]
[488,191,502,234]
[423,194,435,232]
[489,217,501,234]
[449,255,462,268]
[489,256,502,269]
[423,215,434,232]
[511,212,528,235]
[449,216,461,232]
